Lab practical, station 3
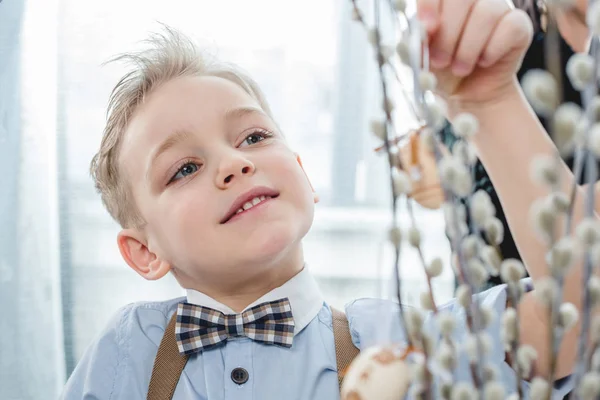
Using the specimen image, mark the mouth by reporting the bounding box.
[221,187,280,224]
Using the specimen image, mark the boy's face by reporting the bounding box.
[117,75,317,290]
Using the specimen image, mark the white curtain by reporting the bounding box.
[0,1,451,397]
[1,0,65,399]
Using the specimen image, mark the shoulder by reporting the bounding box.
[119,297,185,341]
[61,297,185,400]
[344,283,509,350]
[97,296,185,351]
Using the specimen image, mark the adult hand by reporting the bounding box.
[416,0,533,112]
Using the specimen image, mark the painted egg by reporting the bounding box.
[341,346,413,400]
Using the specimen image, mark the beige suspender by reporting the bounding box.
[147,313,188,400]
[330,307,360,389]
[147,307,359,400]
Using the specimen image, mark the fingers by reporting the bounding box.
[452,0,512,76]
[479,9,533,68]
[573,0,588,19]
[429,0,477,69]
[416,0,441,33]
[556,8,590,52]
[416,0,532,75]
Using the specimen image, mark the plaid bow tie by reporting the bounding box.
[175,297,295,355]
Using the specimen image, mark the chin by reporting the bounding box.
[243,220,308,263]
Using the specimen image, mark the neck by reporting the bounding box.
[183,244,305,313]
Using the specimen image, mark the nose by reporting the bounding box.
[215,152,256,189]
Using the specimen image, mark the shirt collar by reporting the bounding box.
[185,266,324,336]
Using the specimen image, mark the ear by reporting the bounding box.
[296,154,319,204]
[117,228,171,280]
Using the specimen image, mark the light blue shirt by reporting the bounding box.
[61,269,574,399]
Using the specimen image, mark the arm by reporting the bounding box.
[415,0,592,380]
[457,81,594,379]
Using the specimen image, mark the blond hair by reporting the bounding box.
[90,26,274,229]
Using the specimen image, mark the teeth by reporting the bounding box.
[234,196,271,216]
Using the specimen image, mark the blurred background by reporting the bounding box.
[0,0,453,398]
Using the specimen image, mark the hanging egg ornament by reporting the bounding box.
[341,346,413,400]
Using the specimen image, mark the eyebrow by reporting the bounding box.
[146,129,194,182]
[146,106,268,182]
[224,106,267,122]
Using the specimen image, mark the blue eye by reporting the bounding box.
[240,130,273,147]
[170,162,199,183]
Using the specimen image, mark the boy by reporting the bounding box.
[61,1,576,398]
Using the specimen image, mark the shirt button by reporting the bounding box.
[231,367,249,385]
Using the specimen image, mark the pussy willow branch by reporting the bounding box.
[385,4,444,319]
[566,147,585,235]
[403,49,486,399]
[406,201,439,314]
[408,22,486,386]
[570,154,597,398]
[457,182,493,393]
[537,7,567,392]
[446,192,485,390]
[468,226,499,392]
[508,284,525,399]
[586,341,600,372]
[351,0,442,339]
[571,31,600,398]
[351,1,424,143]
[350,0,413,350]
[400,9,486,386]
[373,4,437,398]
[352,0,494,392]
[384,0,425,123]
[374,1,436,397]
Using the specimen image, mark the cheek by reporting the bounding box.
[159,187,215,246]
[272,155,315,207]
